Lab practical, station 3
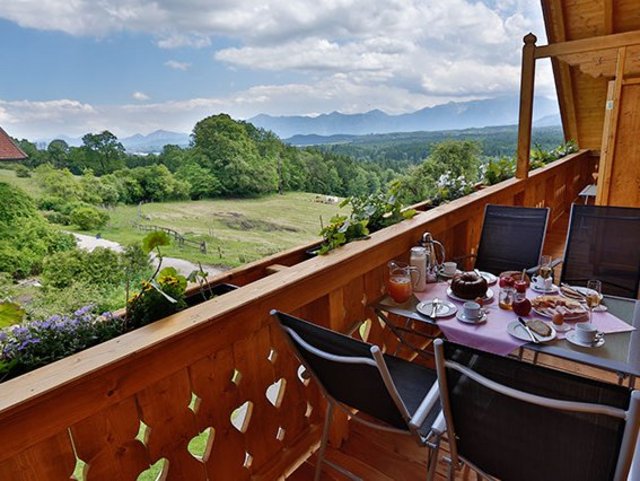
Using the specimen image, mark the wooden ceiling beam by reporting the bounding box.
[541,0,579,143]
[536,29,640,58]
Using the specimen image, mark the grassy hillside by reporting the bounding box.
[0,168,43,197]
[89,193,343,268]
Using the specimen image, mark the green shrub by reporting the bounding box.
[70,206,109,230]
[42,246,149,290]
[43,211,71,225]
[15,165,31,178]
[0,242,36,278]
[27,282,126,320]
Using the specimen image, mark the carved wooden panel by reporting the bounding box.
[0,431,76,480]
[70,398,149,481]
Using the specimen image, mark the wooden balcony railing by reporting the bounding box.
[0,150,595,481]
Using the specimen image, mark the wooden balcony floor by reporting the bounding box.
[288,211,622,481]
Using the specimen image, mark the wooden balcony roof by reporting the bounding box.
[541,0,640,150]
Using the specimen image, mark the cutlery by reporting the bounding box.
[431,298,439,319]
[517,317,539,344]
[560,283,587,300]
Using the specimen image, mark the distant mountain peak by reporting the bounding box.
[248,95,559,138]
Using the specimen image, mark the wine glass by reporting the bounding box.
[538,255,553,280]
[585,280,602,323]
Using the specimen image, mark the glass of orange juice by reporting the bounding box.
[387,261,415,303]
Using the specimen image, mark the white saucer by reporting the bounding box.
[507,320,556,343]
[566,331,605,348]
[456,311,488,324]
[447,287,494,303]
[439,269,461,279]
[478,271,498,285]
[530,284,559,294]
[416,300,457,318]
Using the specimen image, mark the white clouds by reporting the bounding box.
[157,34,211,49]
[164,60,191,71]
[132,91,150,101]
[0,1,555,137]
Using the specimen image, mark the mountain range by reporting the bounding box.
[249,95,560,139]
[38,95,560,152]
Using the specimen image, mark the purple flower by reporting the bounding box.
[18,338,40,351]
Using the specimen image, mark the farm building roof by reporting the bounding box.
[0,126,28,161]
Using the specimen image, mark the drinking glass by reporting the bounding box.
[498,287,515,310]
[538,255,553,280]
[585,279,602,322]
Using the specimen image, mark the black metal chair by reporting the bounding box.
[470,204,550,275]
[434,339,640,481]
[560,204,640,298]
[271,310,443,481]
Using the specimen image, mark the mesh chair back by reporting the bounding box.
[474,204,549,275]
[561,204,640,298]
[273,311,409,430]
[439,341,631,481]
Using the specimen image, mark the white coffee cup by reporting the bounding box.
[462,301,482,320]
[443,261,457,276]
[575,322,603,344]
[533,275,553,291]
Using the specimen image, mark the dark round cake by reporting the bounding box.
[451,271,488,300]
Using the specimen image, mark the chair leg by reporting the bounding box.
[426,440,440,481]
[315,402,334,481]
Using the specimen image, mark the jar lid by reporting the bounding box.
[411,246,426,254]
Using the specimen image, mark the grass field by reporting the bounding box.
[0,167,345,268]
[0,167,43,197]
[82,193,344,268]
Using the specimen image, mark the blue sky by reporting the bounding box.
[0,0,553,139]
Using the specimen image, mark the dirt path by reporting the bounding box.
[72,233,224,278]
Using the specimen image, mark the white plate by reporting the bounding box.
[416,300,457,318]
[478,271,498,285]
[531,306,588,321]
[507,320,556,343]
[456,311,488,324]
[447,287,494,303]
[566,330,605,348]
[530,284,559,294]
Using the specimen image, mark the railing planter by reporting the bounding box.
[0,150,595,481]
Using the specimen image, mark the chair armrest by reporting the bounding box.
[526,257,563,276]
[408,382,440,430]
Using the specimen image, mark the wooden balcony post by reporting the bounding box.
[516,33,537,179]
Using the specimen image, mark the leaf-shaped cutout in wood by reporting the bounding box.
[243,452,253,469]
[188,427,215,462]
[231,368,242,386]
[230,401,253,433]
[71,457,87,481]
[297,365,310,385]
[305,402,313,418]
[358,318,372,341]
[188,392,201,414]
[267,348,278,364]
[136,457,168,481]
[265,378,287,408]
[135,420,150,446]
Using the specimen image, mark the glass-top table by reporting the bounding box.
[374,291,640,383]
